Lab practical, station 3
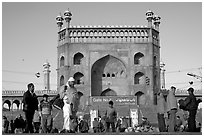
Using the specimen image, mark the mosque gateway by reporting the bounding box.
[56,9,161,124]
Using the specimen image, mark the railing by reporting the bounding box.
[175,89,202,95]
[58,25,160,45]
[2,90,58,96]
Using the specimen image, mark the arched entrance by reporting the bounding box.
[91,55,127,96]
[135,91,145,105]
[101,88,117,96]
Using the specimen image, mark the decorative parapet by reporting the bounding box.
[161,89,202,96]
[58,25,159,45]
[176,89,202,96]
[2,90,58,97]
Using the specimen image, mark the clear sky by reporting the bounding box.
[2,2,202,90]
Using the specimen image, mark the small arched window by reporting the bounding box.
[154,56,157,67]
[102,74,106,77]
[73,52,84,65]
[73,72,84,85]
[112,73,115,77]
[134,72,144,84]
[60,56,65,67]
[107,73,110,77]
[135,91,145,105]
[60,75,64,86]
[134,52,144,65]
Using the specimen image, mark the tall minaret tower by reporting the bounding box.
[43,60,51,91]
[56,13,64,31]
[160,61,165,89]
[146,10,154,28]
[64,9,72,43]
[153,15,161,31]
[64,9,72,28]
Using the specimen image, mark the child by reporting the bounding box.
[39,94,53,133]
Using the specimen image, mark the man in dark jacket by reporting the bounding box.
[183,87,198,132]
[22,83,38,133]
[105,101,117,132]
[2,116,9,133]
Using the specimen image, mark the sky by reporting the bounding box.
[1,2,202,91]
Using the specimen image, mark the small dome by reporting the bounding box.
[64,9,72,17]
[146,10,154,16]
[154,15,161,20]
[56,14,64,22]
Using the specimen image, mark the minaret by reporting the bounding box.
[146,10,154,28]
[153,15,161,31]
[43,60,51,91]
[64,9,72,42]
[64,9,72,28]
[56,13,64,31]
[160,61,165,89]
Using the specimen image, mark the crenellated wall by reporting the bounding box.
[58,25,159,46]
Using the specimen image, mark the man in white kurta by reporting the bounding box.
[59,77,79,132]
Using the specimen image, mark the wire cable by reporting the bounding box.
[2,69,56,77]
[166,67,202,74]
[2,80,57,86]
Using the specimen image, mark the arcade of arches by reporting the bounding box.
[3,99,23,111]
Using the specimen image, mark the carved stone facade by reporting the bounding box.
[56,10,162,119]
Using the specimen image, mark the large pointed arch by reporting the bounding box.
[91,55,127,96]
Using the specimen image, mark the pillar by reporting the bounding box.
[43,61,51,91]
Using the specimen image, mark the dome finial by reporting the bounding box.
[56,12,64,30]
[146,10,154,27]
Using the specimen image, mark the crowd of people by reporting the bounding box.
[157,86,202,132]
[2,78,202,134]
[2,114,26,133]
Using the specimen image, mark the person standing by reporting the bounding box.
[10,120,15,133]
[59,77,80,132]
[2,116,9,133]
[105,101,117,132]
[39,94,53,133]
[33,110,41,133]
[93,118,99,133]
[157,91,167,132]
[183,87,198,132]
[22,83,38,133]
[166,86,178,132]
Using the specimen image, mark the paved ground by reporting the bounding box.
[3,132,202,135]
